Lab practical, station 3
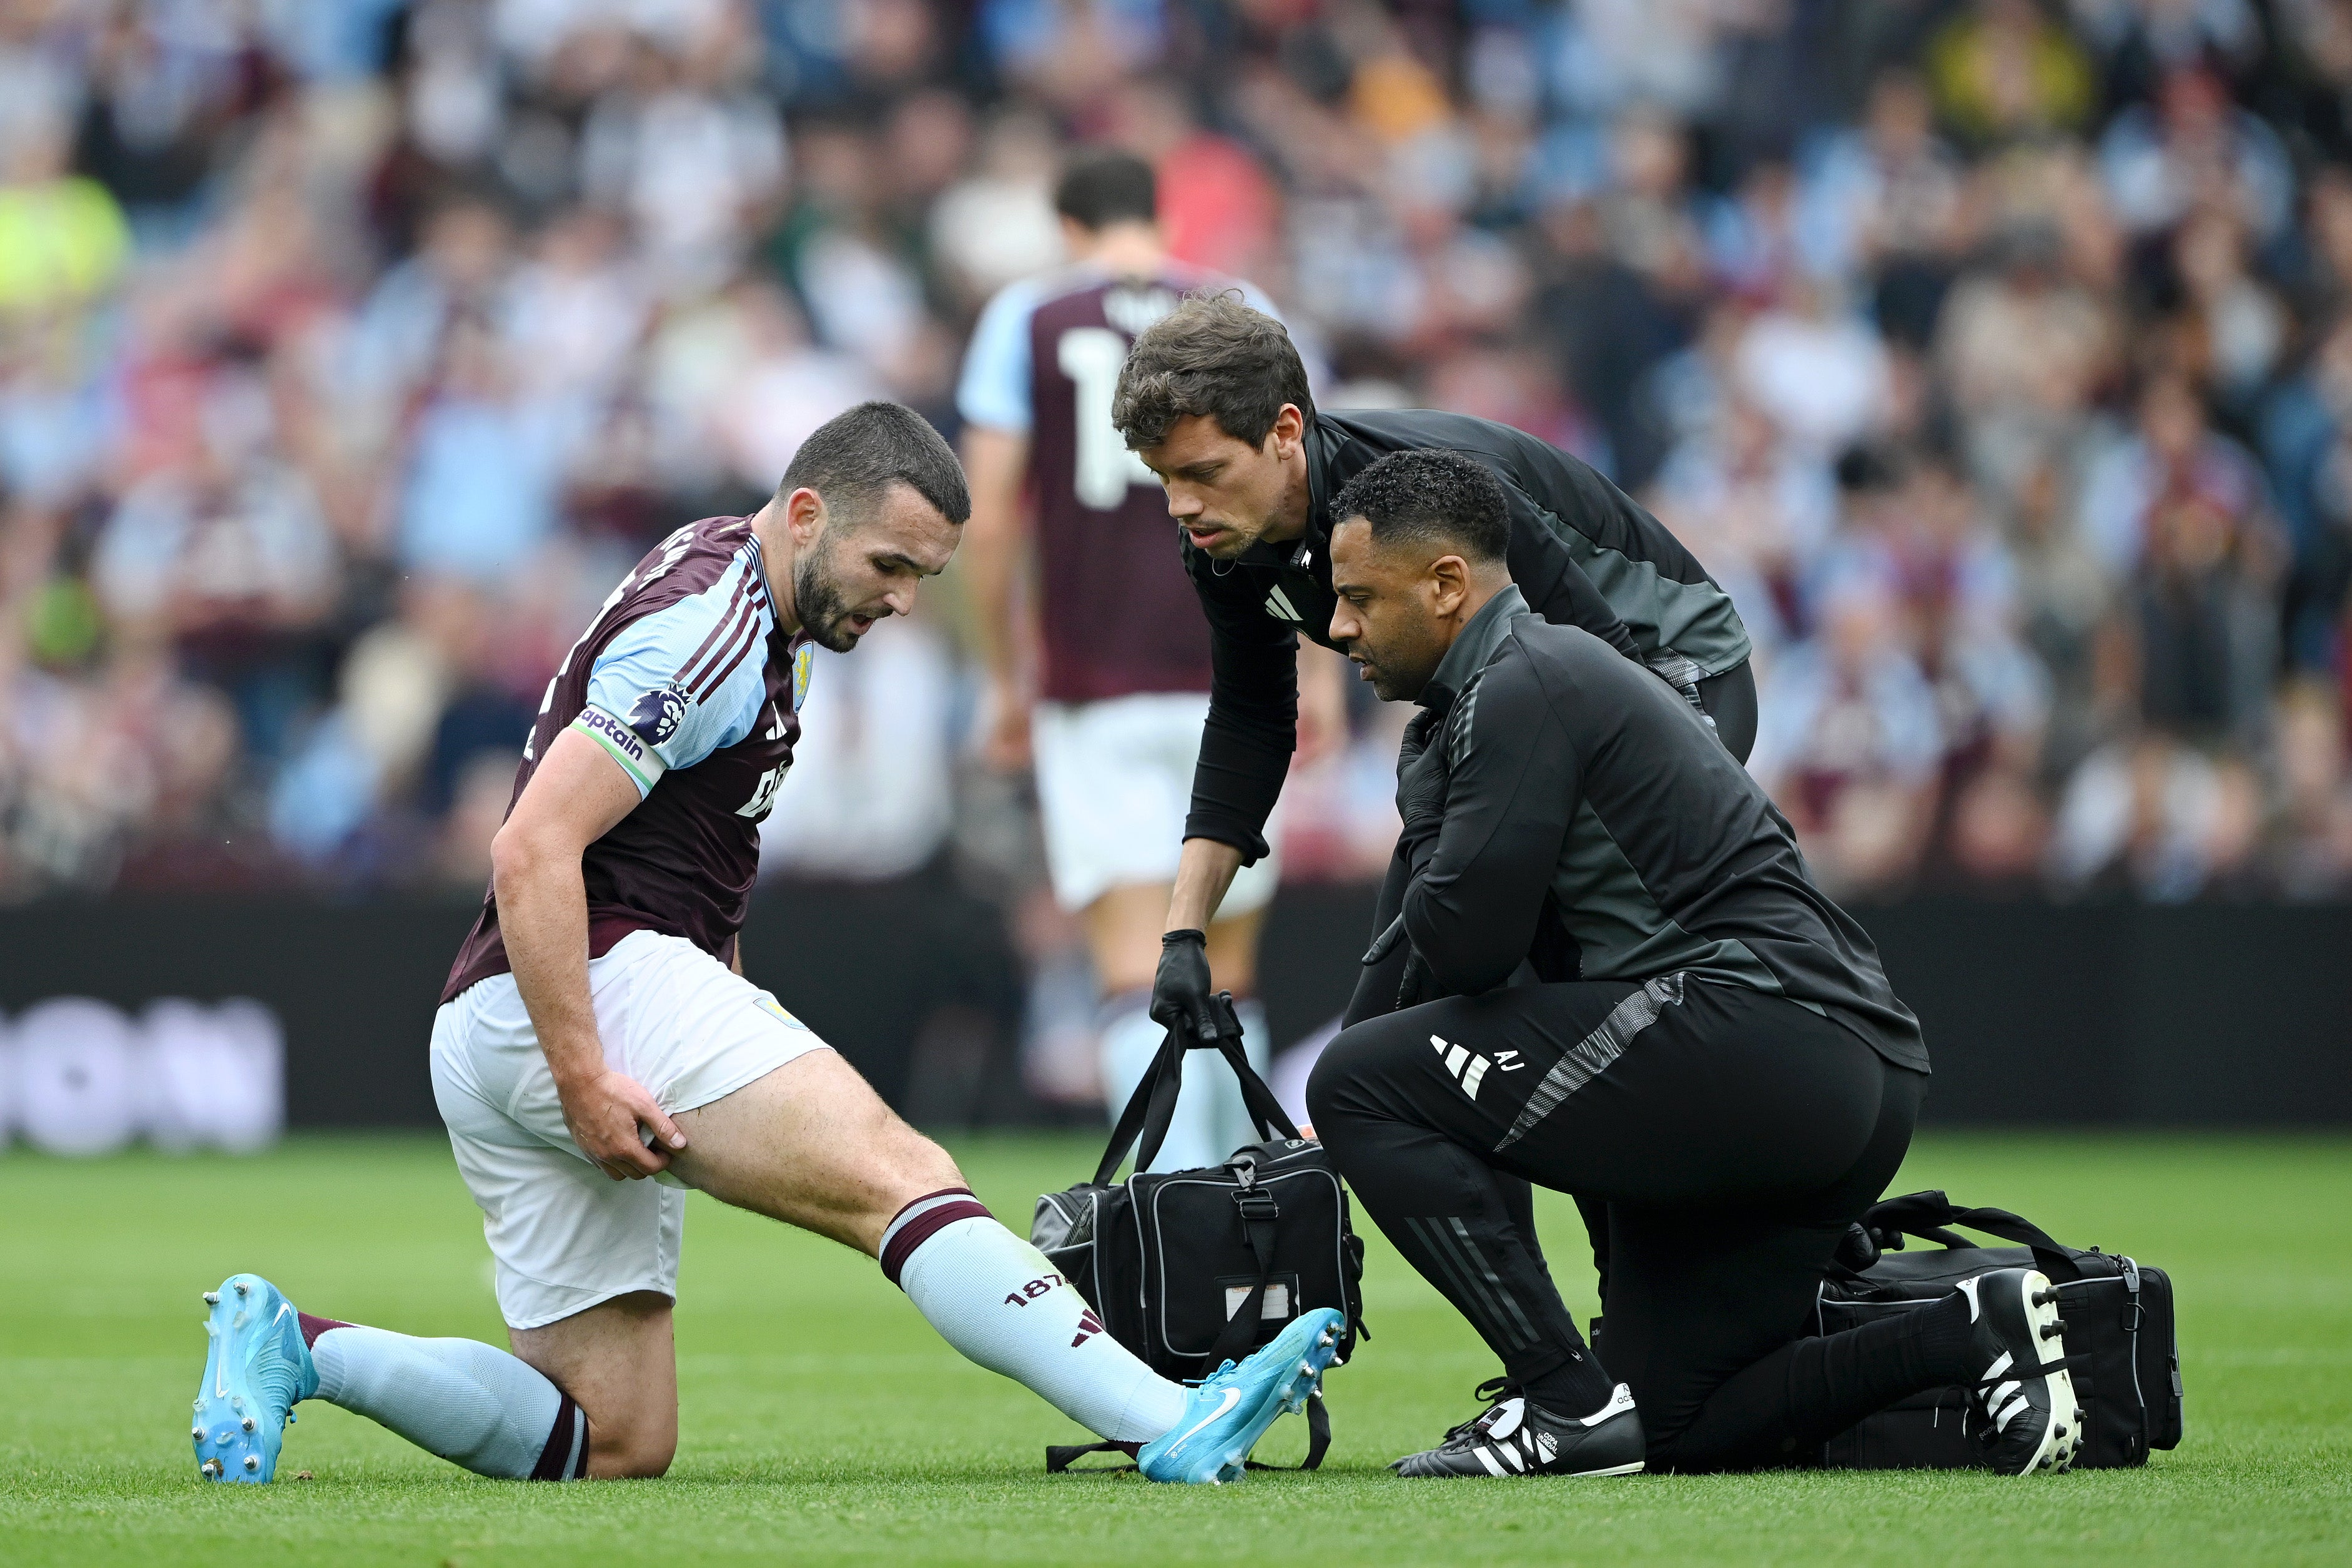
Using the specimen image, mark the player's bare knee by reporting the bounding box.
[916,1137,966,1195]
[589,1446,674,1481]
[584,1421,676,1479]
[885,1122,966,1200]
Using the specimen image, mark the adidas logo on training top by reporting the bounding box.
[1431,1034,1491,1098]
[1263,586,1303,623]
[1070,1308,1105,1349]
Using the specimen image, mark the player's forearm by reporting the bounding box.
[959,429,1030,685]
[491,831,603,1087]
[962,512,1024,684]
[1295,640,1350,766]
[1167,837,1245,932]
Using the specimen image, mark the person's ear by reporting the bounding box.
[1269,404,1305,460]
[784,486,826,546]
[1428,553,1470,618]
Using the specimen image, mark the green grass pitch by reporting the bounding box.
[4,1131,2346,1566]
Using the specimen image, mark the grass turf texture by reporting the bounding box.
[2,1133,2345,1566]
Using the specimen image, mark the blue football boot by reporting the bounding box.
[191,1274,316,1482]
[1139,1307,1345,1485]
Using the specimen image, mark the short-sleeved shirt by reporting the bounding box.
[957,261,1278,704]
[442,515,813,1003]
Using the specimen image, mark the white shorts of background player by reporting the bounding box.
[1032,692,1277,1169]
[432,929,827,1329]
[1031,691,1280,917]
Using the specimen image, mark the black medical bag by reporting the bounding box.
[1814,1190,2183,1469]
[1031,995,1366,1471]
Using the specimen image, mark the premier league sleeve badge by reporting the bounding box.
[627,682,690,747]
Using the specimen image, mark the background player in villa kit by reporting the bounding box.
[189,401,1342,1491]
[957,152,1346,1169]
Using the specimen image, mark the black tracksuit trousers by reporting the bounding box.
[1307,974,1935,1472]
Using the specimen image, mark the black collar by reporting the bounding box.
[1280,415,1340,574]
[1418,584,1529,717]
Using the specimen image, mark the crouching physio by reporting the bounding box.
[189,401,1340,1489]
[1303,450,2082,1478]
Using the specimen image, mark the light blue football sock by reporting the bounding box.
[310,1326,583,1479]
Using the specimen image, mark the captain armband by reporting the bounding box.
[571,704,670,796]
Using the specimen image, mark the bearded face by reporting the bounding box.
[783,481,964,651]
[791,531,866,653]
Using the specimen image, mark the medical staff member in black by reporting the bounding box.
[1297,448,2082,1479]
[1115,291,1752,1291]
[1111,293,1754,996]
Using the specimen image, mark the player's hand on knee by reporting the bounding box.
[558,1068,686,1180]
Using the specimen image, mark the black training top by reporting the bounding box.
[1182,407,1751,860]
[1400,585,1925,1073]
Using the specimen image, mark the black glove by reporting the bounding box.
[1395,707,1450,846]
[1395,944,1436,1010]
[1398,704,1438,771]
[1149,929,1224,1047]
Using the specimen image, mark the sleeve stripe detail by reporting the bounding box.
[570,706,662,792]
[673,564,754,683]
[696,613,765,701]
[744,543,773,615]
[681,593,752,694]
[685,594,763,699]
[1449,669,1488,772]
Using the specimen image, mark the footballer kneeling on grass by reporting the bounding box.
[1302,450,2081,1479]
[189,401,1339,1489]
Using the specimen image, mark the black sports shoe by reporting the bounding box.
[1959,1268,2083,1476]
[1390,1381,1645,1478]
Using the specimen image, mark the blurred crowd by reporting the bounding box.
[4,0,2352,910]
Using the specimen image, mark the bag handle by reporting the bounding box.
[1092,994,1300,1185]
[1861,1190,2081,1281]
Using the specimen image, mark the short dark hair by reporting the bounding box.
[781,400,970,526]
[1111,291,1315,450]
[1329,450,1509,565]
[1055,150,1156,230]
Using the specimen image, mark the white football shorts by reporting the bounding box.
[429,928,831,1329]
[1031,691,1280,918]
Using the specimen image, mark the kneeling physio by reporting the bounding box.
[1305,448,2079,1478]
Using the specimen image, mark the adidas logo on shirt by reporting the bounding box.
[1070,1308,1105,1349]
[1263,586,1304,623]
[1431,1034,1491,1099]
